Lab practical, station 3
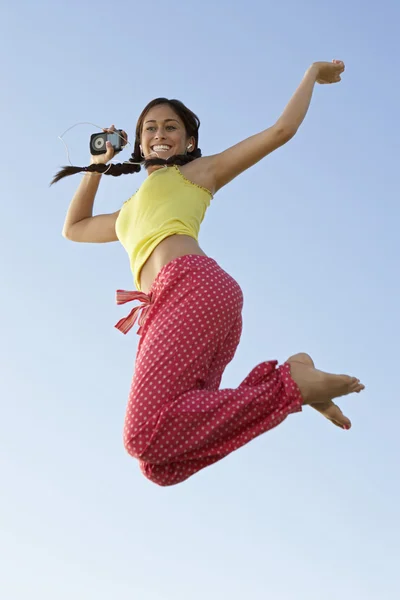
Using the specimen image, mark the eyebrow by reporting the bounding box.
[144,118,180,124]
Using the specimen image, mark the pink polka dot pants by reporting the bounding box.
[122,255,303,486]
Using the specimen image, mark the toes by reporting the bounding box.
[311,400,351,429]
[346,377,363,392]
[350,379,365,393]
[332,419,350,429]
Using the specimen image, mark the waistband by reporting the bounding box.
[115,254,217,335]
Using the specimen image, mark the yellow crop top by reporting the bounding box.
[115,165,213,291]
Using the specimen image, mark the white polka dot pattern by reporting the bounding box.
[122,255,303,486]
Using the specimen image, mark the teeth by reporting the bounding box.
[152,145,171,151]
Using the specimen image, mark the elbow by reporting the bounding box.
[62,226,75,241]
[277,124,297,143]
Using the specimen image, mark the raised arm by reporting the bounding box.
[62,171,120,243]
[209,60,345,192]
[62,125,126,243]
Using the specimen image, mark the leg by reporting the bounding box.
[123,257,364,486]
[123,256,302,486]
[139,308,304,486]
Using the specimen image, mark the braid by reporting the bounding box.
[143,148,202,169]
[50,147,202,186]
[50,147,142,186]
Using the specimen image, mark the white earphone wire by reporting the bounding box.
[57,121,144,170]
[57,121,192,171]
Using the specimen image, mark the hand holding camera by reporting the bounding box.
[90,125,128,165]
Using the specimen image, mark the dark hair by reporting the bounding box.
[50,98,202,185]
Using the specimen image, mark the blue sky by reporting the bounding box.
[1,0,399,598]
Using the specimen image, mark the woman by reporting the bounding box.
[53,60,364,486]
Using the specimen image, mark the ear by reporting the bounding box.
[186,136,196,151]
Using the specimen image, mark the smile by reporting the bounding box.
[151,145,172,152]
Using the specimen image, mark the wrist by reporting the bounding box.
[306,63,319,81]
[90,158,107,166]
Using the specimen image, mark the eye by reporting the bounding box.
[166,125,177,131]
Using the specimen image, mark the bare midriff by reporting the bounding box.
[139,234,208,295]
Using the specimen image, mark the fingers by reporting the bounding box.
[333,59,345,73]
[121,129,128,146]
[102,125,128,146]
[102,125,115,159]
[105,141,116,160]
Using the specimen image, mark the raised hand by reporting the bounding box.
[90,125,128,165]
[313,59,345,84]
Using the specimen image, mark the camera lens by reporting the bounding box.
[93,136,105,150]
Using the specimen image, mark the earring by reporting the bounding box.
[140,145,145,159]
[187,144,193,150]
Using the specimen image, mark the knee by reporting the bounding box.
[123,434,142,461]
[140,461,188,487]
[140,461,170,486]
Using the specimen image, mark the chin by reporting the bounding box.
[149,149,175,159]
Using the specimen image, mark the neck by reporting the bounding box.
[146,165,169,175]
[143,153,194,176]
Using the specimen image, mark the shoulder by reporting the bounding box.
[179,157,216,196]
[122,189,139,207]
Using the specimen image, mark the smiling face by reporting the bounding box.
[140,104,195,161]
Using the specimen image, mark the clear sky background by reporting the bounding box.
[1,1,399,598]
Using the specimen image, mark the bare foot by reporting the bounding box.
[286,353,365,430]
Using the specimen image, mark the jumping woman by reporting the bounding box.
[52,59,365,486]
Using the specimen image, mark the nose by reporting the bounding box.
[154,126,168,139]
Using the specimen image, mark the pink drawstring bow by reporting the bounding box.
[115,290,153,335]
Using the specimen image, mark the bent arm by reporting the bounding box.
[210,64,320,191]
[62,172,119,243]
